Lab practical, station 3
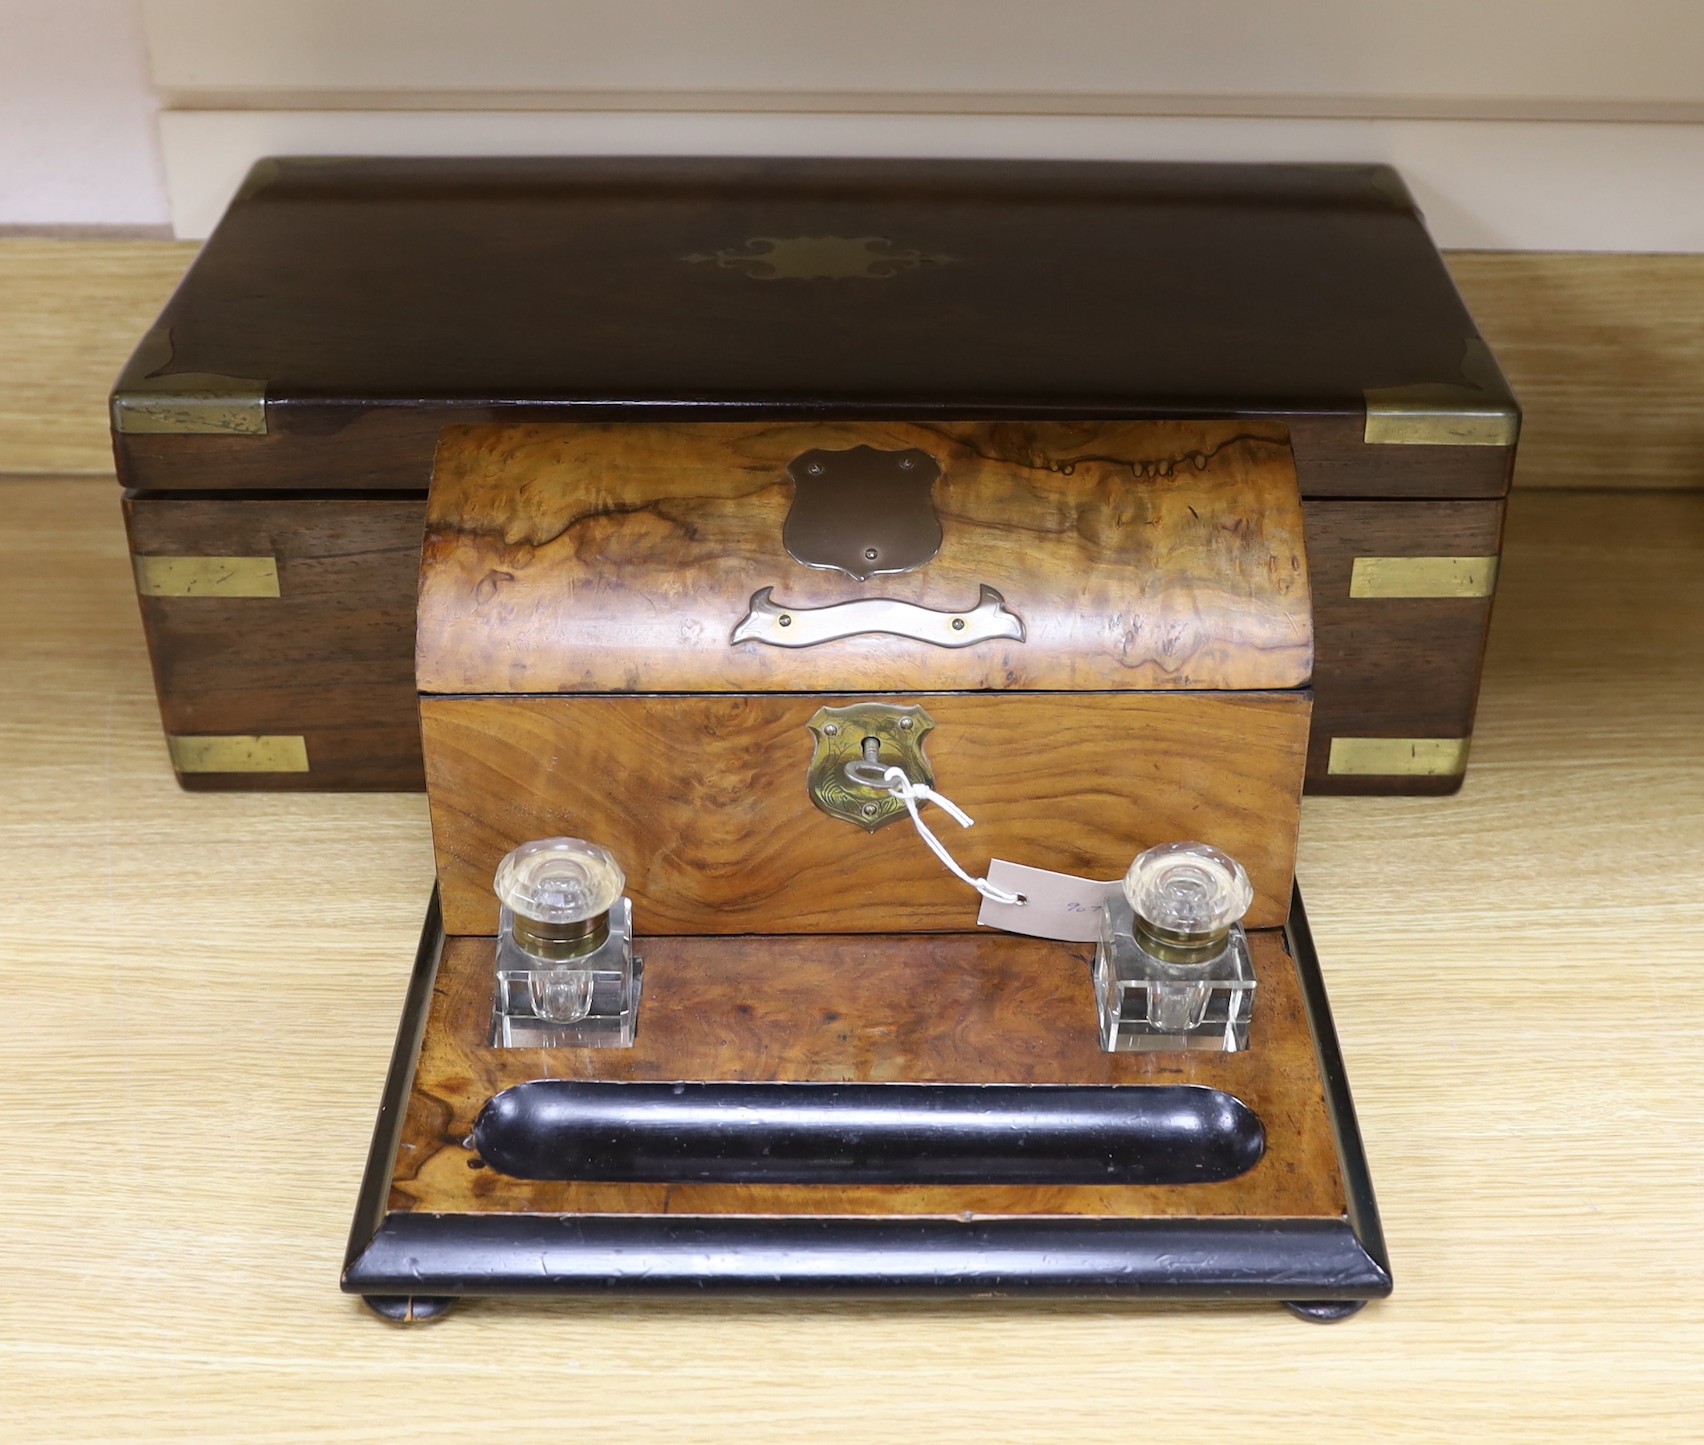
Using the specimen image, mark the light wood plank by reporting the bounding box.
[1,477,1702,1437]
[0,238,196,474]
[1448,250,1704,489]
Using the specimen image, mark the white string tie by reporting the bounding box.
[852,764,1025,907]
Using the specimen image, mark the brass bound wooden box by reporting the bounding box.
[115,156,1515,798]
[340,418,1390,1320]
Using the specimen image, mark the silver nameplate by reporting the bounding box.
[731,584,1025,649]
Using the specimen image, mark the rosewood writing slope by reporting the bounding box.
[114,156,1515,796]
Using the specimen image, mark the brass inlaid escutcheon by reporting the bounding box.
[683,235,953,281]
[806,703,935,832]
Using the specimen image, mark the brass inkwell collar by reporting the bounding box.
[493,837,626,960]
[1122,841,1254,965]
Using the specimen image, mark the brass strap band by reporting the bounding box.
[1349,556,1499,599]
[166,735,309,774]
[133,555,280,598]
[1327,737,1469,777]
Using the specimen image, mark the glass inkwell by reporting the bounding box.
[491,837,640,1048]
[1094,841,1256,1052]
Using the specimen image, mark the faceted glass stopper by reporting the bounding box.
[1122,841,1253,943]
[494,837,625,925]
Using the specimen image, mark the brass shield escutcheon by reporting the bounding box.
[683,235,954,280]
[784,446,943,580]
[806,703,936,831]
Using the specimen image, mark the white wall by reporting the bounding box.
[0,0,168,227]
[134,0,1704,251]
[157,109,1704,252]
[143,0,1704,119]
[6,0,1704,247]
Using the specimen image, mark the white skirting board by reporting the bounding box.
[158,108,1704,251]
[142,0,1704,114]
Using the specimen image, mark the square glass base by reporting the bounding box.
[1094,895,1255,1053]
[490,897,641,1048]
[491,961,644,1048]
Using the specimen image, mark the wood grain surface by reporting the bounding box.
[112,487,1500,796]
[124,493,425,789]
[423,691,1308,936]
[389,928,1342,1221]
[419,421,1313,694]
[13,239,1704,491]
[9,241,1704,492]
[0,237,197,475]
[1450,250,1704,490]
[1301,497,1505,793]
[5,479,1704,1441]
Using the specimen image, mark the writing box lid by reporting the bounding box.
[416,420,1312,696]
[112,156,1515,501]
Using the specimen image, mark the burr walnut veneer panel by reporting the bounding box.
[418,420,1312,696]
[422,690,1308,937]
[388,927,1344,1222]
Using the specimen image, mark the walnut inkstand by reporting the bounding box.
[341,420,1391,1322]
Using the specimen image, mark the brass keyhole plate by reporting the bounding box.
[805,702,936,832]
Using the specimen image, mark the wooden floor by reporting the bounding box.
[1,477,1701,1442]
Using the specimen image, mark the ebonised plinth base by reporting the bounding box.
[344,889,1390,1317]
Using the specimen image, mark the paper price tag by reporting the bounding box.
[975,859,1120,942]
